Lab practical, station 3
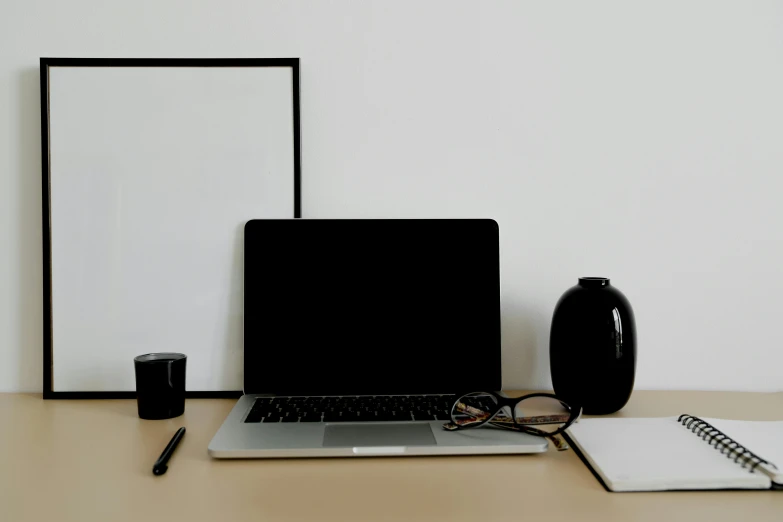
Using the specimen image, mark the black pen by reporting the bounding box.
[153,427,186,476]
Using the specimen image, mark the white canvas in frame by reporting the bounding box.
[43,60,300,396]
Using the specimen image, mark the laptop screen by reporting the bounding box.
[244,219,501,396]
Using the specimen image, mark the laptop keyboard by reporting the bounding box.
[244,394,456,423]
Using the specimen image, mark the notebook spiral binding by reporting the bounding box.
[677,414,777,473]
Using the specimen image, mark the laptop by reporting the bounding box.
[208,219,548,458]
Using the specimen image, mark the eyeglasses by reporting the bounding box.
[443,392,582,451]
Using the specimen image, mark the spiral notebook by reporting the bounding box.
[565,415,783,492]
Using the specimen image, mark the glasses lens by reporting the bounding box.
[512,396,573,434]
[450,392,499,428]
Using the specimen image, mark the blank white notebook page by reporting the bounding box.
[705,418,783,484]
[567,418,770,491]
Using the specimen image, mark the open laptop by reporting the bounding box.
[208,219,548,458]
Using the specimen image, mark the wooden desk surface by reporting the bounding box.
[1,391,782,522]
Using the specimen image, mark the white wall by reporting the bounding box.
[2,0,782,393]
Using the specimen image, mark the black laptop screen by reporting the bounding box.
[243,219,501,395]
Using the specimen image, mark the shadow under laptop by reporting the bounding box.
[205,452,563,520]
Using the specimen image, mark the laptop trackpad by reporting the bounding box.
[323,423,436,447]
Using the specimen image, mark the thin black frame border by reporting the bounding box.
[40,57,302,399]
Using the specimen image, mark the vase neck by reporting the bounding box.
[578,277,610,288]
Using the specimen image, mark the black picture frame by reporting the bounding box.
[40,58,301,399]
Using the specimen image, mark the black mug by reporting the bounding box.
[134,353,187,420]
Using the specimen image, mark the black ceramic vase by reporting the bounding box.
[549,277,636,415]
